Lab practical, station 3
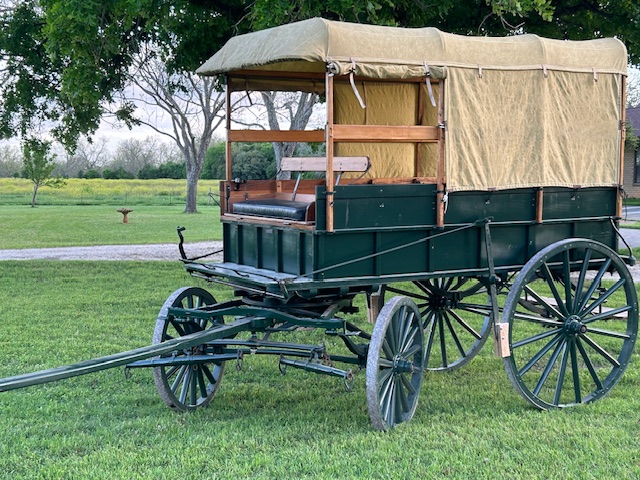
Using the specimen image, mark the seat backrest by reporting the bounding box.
[281,156,370,173]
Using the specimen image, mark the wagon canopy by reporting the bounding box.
[198,18,627,191]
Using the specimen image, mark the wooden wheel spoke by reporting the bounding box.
[562,250,572,314]
[533,339,565,396]
[381,377,395,422]
[170,365,188,393]
[423,317,436,365]
[540,263,569,317]
[401,343,422,360]
[522,284,565,320]
[443,311,467,358]
[448,308,483,340]
[395,307,411,351]
[585,327,630,340]
[577,258,612,313]
[553,342,570,405]
[512,328,561,349]
[169,319,186,337]
[518,333,562,377]
[580,278,626,318]
[189,369,198,406]
[580,334,621,368]
[201,364,217,385]
[378,358,394,369]
[387,285,430,302]
[196,367,209,400]
[572,248,592,313]
[178,368,192,404]
[382,339,394,361]
[378,367,394,392]
[397,376,410,413]
[386,315,398,354]
[569,341,582,403]
[437,312,448,368]
[583,305,632,324]
[400,371,417,395]
[399,324,419,355]
[576,338,603,391]
[512,310,563,327]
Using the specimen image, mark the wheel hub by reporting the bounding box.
[393,355,415,374]
[429,295,454,311]
[565,315,587,335]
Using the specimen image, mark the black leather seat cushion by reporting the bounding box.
[232,198,310,221]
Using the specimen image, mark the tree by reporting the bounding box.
[22,138,65,206]
[3,0,640,200]
[628,68,640,109]
[118,50,226,212]
[55,136,110,178]
[0,144,22,177]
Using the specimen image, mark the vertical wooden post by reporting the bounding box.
[436,80,446,228]
[535,187,544,223]
[617,75,627,219]
[326,72,335,232]
[225,75,233,183]
[415,82,425,177]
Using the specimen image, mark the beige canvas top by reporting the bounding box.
[198,18,627,191]
[197,17,627,78]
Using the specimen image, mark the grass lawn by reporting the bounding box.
[0,205,223,249]
[0,262,638,478]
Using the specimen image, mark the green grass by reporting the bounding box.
[0,262,639,479]
[0,205,222,249]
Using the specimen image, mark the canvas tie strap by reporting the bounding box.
[349,58,366,109]
[423,63,436,107]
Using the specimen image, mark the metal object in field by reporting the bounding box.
[0,20,637,431]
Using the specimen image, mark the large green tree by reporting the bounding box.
[1,0,639,191]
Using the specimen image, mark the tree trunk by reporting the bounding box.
[185,169,199,213]
[31,183,38,207]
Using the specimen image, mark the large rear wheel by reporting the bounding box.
[502,239,638,409]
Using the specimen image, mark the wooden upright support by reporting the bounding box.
[326,73,335,232]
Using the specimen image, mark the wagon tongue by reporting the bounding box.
[0,317,253,392]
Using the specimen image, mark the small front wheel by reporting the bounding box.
[366,296,424,430]
[152,287,225,411]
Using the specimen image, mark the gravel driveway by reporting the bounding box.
[0,241,223,262]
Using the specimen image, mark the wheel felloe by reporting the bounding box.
[502,239,638,410]
[152,287,225,412]
[366,296,424,431]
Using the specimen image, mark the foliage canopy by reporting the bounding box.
[1,0,639,148]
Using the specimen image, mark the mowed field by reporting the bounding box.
[0,179,223,248]
[0,179,639,478]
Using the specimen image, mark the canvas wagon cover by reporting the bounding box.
[198,18,627,191]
